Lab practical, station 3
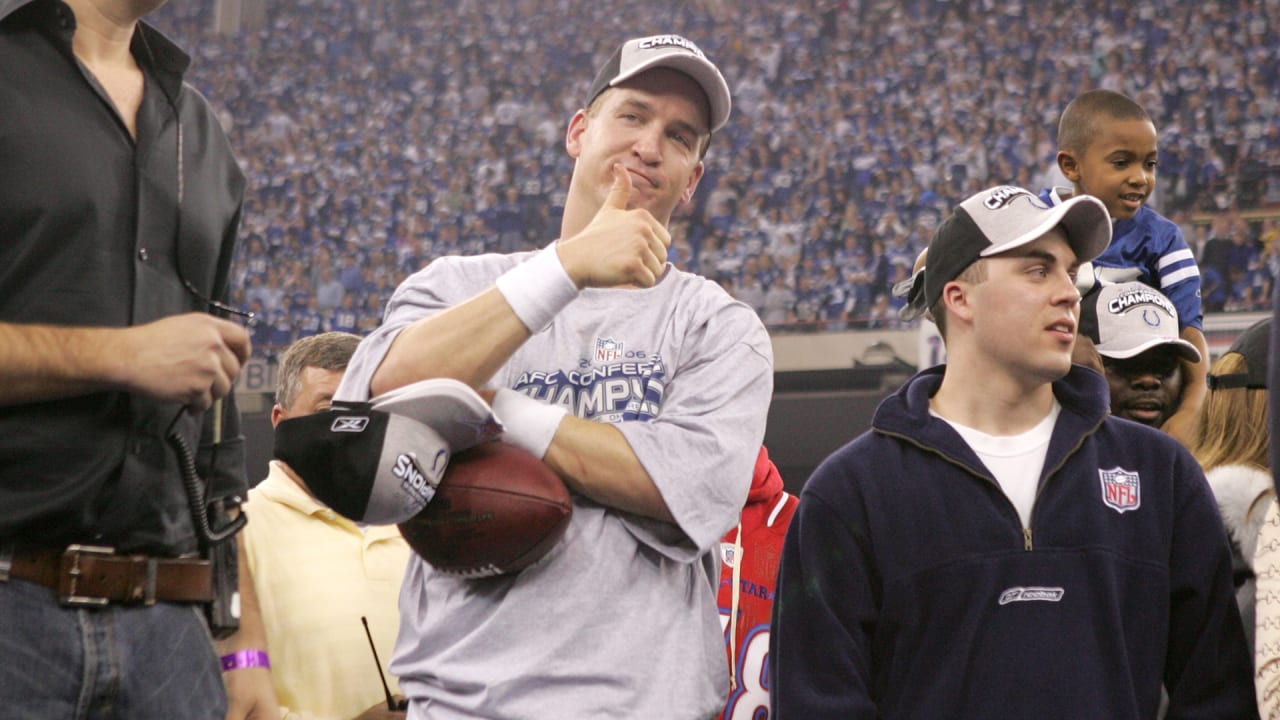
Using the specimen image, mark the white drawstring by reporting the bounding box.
[767,492,790,527]
[728,521,743,692]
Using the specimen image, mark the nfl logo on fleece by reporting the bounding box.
[1099,467,1141,513]
[595,337,623,363]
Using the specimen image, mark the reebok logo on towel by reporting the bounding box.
[331,416,369,432]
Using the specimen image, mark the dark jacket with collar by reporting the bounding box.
[0,0,247,554]
[771,365,1257,719]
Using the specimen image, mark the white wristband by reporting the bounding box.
[494,246,580,333]
[491,388,568,459]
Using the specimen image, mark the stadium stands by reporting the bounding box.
[150,0,1280,356]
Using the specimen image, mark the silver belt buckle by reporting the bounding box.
[58,544,116,607]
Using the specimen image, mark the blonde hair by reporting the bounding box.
[1192,352,1271,473]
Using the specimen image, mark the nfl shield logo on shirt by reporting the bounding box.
[1099,467,1141,513]
[595,337,623,363]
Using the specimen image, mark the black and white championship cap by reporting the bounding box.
[274,378,503,524]
[1079,282,1202,362]
[585,34,731,132]
[900,186,1112,320]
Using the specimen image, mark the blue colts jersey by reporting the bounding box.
[1041,188,1203,330]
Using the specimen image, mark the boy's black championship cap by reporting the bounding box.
[586,34,731,132]
[274,378,503,524]
[1208,317,1272,390]
[900,186,1111,320]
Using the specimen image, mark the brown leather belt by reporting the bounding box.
[0,544,212,607]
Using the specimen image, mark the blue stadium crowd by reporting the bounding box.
[149,0,1280,355]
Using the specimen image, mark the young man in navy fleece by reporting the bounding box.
[770,185,1257,719]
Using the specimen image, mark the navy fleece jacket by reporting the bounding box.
[770,365,1256,719]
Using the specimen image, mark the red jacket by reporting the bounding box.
[717,446,798,720]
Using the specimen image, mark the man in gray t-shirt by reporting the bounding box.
[336,34,772,719]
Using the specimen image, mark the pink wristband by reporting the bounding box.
[220,649,270,671]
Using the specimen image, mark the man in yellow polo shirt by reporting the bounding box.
[223,332,409,719]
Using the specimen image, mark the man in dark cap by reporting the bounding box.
[772,186,1256,719]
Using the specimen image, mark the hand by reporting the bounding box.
[354,698,408,719]
[114,313,251,412]
[222,666,278,720]
[556,163,671,289]
[1071,333,1104,375]
[1160,408,1199,449]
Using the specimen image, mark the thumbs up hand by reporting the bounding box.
[603,160,637,212]
[556,164,672,289]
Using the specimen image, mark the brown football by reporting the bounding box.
[398,441,572,578]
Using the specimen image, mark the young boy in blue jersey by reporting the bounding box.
[770,185,1257,719]
[1041,90,1209,447]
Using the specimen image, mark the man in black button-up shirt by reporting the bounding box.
[0,0,272,716]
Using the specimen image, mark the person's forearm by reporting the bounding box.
[217,535,282,720]
[370,289,530,396]
[0,315,250,412]
[0,322,125,405]
[1162,327,1209,447]
[215,537,268,656]
[1169,372,1206,422]
[543,417,674,522]
[371,169,670,398]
